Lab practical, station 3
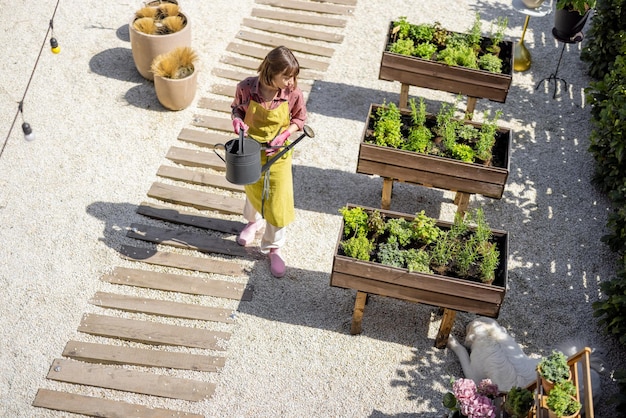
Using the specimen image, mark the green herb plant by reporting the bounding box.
[538,350,571,385]
[503,386,534,418]
[546,381,582,417]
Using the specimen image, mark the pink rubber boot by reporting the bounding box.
[269,248,286,278]
[237,221,264,246]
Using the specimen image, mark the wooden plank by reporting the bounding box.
[196,96,232,113]
[166,145,226,170]
[226,43,330,71]
[178,127,232,148]
[119,244,247,273]
[46,358,215,401]
[219,55,324,80]
[242,18,344,43]
[78,313,231,350]
[235,30,335,57]
[210,84,237,100]
[311,0,357,5]
[434,308,457,349]
[190,114,232,132]
[33,388,203,418]
[147,182,245,215]
[255,0,354,15]
[157,165,245,192]
[251,8,346,27]
[62,340,226,372]
[350,291,367,335]
[127,223,248,260]
[137,201,244,235]
[103,266,253,301]
[90,291,236,323]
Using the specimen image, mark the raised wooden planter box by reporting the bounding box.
[330,204,508,346]
[378,22,514,103]
[356,104,512,199]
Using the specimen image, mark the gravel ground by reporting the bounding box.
[1,0,624,417]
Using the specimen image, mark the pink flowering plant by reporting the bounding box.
[443,378,500,418]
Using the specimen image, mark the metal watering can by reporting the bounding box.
[214,125,315,185]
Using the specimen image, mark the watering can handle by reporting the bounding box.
[261,125,315,173]
[238,130,244,154]
[213,143,226,163]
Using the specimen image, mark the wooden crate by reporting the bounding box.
[378,22,514,103]
[356,104,511,199]
[330,205,508,318]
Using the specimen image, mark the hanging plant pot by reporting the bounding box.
[129,11,191,80]
[553,8,591,42]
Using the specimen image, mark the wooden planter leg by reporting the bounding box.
[399,83,410,109]
[434,308,457,348]
[453,191,471,216]
[350,291,368,335]
[465,96,477,119]
[381,178,394,210]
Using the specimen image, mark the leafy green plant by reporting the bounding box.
[404,98,433,152]
[478,53,503,73]
[389,38,415,55]
[546,381,581,417]
[487,17,508,55]
[580,0,626,79]
[449,143,475,162]
[377,239,405,267]
[538,350,571,384]
[341,235,373,261]
[414,42,437,59]
[339,206,369,237]
[503,386,534,418]
[404,248,432,273]
[556,0,597,14]
[410,210,441,244]
[373,101,403,148]
[386,218,413,246]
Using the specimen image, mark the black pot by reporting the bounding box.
[553,8,591,42]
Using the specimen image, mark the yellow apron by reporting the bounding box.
[243,100,294,227]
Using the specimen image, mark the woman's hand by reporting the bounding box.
[232,118,248,135]
[266,130,291,156]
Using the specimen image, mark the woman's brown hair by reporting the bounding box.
[257,46,300,89]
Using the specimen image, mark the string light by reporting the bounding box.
[50,19,60,54]
[0,0,61,160]
[19,102,35,142]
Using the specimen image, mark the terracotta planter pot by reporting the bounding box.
[538,366,572,395]
[129,12,191,80]
[356,104,512,199]
[154,69,197,110]
[546,396,581,418]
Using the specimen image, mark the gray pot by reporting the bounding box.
[214,133,262,186]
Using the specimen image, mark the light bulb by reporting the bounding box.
[22,122,36,141]
[50,37,60,54]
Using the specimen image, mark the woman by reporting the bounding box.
[230,46,307,278]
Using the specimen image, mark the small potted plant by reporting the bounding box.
[129,1,192,80]
[503,386,534,418]
[545,381,582,418]
[537,350,571,395]
[554,0,597,41]
[151,46,198,110]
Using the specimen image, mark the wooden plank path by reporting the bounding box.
[34,0,357,415]
[33,389,204,418]
[102,266,253,301]
[63,340,226,372]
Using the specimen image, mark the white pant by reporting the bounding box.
[243,198,286,253]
